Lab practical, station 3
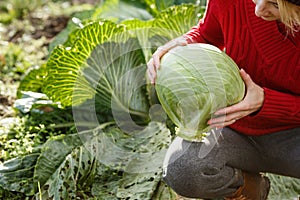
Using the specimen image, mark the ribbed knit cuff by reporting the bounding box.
[258,87,297,120]
[182,34,195,44]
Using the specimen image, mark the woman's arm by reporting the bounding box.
[256,87,300,124]
[184,0,225,49]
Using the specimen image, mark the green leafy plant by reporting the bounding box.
[1,0,300,199]
[49,0,154,53]
[16,65,47,98]
[42,4,201,107]
[144,0,202,16]
[2,2,203,199]
[0,122,173,199]
[267,174,300,199]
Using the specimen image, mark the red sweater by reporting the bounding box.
[184,0,300,135]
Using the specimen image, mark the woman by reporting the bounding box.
[147,0,300,199]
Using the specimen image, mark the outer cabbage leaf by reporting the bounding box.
[267,173,300,199]
[71,37,150,133]
[155,43,245,141]
[152,181,177,200]
[33,134,83,187]
[0,153,39,196]
[39,4,202,110]
[32,122,172,199]
[120,4,202,66]
[153,4,202,40]
[43,20,126,107]
[48,9,95,54]
[37,147,97,199]
[144,0,200,15]
[120,19,155,63]
[49,0,153,53]
[92,0,153,23]
[17,64,47,98]
[84,122,172,199]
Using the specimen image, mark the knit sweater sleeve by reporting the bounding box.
[257,88,300,124]
[230,86,300,135]
[183,0,225,49]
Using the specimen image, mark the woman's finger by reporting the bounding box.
[209,118,237,129]
[147,59,156,84]
[240,68,253,87]
[208,112,243,126]
[147,36,188,84]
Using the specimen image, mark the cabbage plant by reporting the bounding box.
[155,43,245,141]
[3,3,203,200]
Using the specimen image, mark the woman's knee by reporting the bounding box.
[162,137,243,198]
[162,158,215,198]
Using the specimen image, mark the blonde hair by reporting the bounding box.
[277,0,300,34]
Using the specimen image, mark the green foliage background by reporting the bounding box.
[1,0,203,199]
[0,0,300,199]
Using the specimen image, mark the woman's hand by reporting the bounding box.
[208,69,265,128]
[147,36,188,84]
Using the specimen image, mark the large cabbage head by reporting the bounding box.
[155,43,245,141]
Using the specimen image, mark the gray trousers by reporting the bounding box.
[162,127,300,199]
